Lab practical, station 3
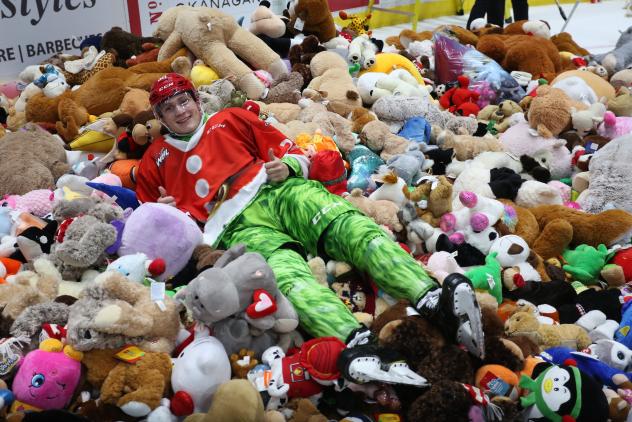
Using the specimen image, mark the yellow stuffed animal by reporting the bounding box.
[505,311,591,351]
[359,53,425,85]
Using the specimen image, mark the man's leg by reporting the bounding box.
[321,212,485,359]
[511,0,529,21]
[487,0,506,26]
[467,0,492,28]
[322,213,435,304]
[267,248,362,341]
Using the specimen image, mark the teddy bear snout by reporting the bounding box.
[508,243,524,255]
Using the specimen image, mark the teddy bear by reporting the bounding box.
[403,175,453,227]
[551,32,590,56]
[307,51,362,116]
[476,33,563,82]
[529,204,632,259]
[80,347,172,417]
[178,379,284,422]
[345,188,403,233]
[477,99,523,133]
[359,120,410,160]
[0,258,60,337]
[25,61,175,141]
[261,72,304,105]
[154,6,287,100]
[0,124,70,196]
[436,129,502,161]
[505,311,591,351]
[100,26,163,67]
[176,244,299,355]
[66,270,180,353]
[287,0,336,42]
[349,107,377,133]
[605,87,632,120]
[526,85,575,138]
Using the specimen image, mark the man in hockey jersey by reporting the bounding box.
[136,73,485,379]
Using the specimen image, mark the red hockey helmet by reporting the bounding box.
[149,73,197,108]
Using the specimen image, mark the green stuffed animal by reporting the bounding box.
[466,252,502,304]
[562,244,614,285]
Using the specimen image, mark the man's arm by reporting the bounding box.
[135,154,163,203]
[235,108,310,179]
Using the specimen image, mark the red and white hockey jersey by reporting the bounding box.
[136,108,309,245]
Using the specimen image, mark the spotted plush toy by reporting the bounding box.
[339,11,372,37]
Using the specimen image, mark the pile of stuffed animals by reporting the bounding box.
[3,1,632,421]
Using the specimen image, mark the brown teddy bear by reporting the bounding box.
[359,119,409,160]
[81,348,172,417]
[154,6,287,100]
[436,129,503,160]
[345,188,403,232]
[25,62,173,141]
[262,72,304,105]
[551,32,590,56]
[0,123,70,196]
[289,0,336,43]
[497,200,632,260]
[529,205,632,259]
[288,35,325,88]
[307,51,362,117]
[404,175,453,227]
[527,85,573,138]
[608,86,632,117]
[101,26,163,67]
[183,379,284,422]
[504,311,591,351]
[349,107,377,133]
[476,33,562,82]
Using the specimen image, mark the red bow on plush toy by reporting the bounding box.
[439,75,480,117]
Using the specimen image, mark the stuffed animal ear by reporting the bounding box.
[370,38,384,52]
[213,244,247,268]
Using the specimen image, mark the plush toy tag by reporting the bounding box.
[294,17,305,31]
[151,281,167,312]
[0,354,18,377]
[115,345,145,363]
[246,289,278,319]
[486,273,495,290]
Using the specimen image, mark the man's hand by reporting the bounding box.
[265,148,290,183]
[157,186,176,207]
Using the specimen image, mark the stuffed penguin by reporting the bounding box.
[519,362,609,421]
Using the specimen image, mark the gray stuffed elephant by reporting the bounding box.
[177,244,299,355]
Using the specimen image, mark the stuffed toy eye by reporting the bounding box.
[31,373,45,388]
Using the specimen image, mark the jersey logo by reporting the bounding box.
[155,147,169,168]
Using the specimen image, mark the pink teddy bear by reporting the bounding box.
[597,111,632,139]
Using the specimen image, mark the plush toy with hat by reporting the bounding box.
[519,361,609,422]
[258,337,346,409]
